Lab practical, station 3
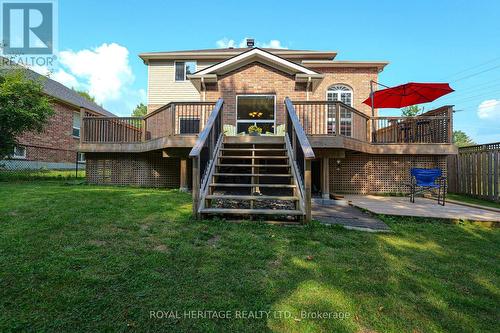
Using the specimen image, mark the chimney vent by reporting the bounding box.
[246,38,255,48]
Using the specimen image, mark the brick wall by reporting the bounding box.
[203,62,379,126]
[330,153,447,194]
[15,101,82,163]
[205,62,308,126]
[311,67,379,116]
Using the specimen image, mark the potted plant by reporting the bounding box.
[248,125,262,136]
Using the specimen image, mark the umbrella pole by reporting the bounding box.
[370,80,376,142]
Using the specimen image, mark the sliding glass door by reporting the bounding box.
[236,95,275,134]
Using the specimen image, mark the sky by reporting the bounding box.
[31,0,500,143]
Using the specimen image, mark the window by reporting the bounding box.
[326,85,353,136]
[73,112,81,137]
[179,118,200,134]
[77,152,86,163]
[12,146,26,159]
[175,61,197,81]
[236,95,275,134]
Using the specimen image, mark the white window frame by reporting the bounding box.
[236,95,276,135]
[326,85,353,137]
[174,60,197,82]
[72,112,81,138]
[77,152,86,163]
[12,146,26,159]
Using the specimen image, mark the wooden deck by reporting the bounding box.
[79,100,456,156]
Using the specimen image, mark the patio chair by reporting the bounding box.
[409,168,446,206]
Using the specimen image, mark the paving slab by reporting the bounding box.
[344,195,500,222]
[312,199,391,232]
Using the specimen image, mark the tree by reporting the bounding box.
[132,103,147,117]
[0,69,54,158]
[453,130,476,147]
[401,105,424,117]
[75,89,95,103]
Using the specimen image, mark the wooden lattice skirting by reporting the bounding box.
[86,151,191,188]
[330,153,447,194]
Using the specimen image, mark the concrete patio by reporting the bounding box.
[344,195,500,222]
[312,199,391,232]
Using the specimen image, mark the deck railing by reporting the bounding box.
[82,117,143,143]
[189,98,224,217]
[82,101,216,143]
[372,106,452,144]
[144,101,216,140]
[291,101,452,144]
[285,98,315,223]
[292,101,370,142]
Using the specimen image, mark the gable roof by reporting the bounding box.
[194,48,319,76]
[1,59,115,117]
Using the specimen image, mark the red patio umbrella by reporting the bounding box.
[362,82,454,109]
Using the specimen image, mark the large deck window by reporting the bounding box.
[327,85,353,136]
[236,95,275,134]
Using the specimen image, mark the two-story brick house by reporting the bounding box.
[80,43,456,222]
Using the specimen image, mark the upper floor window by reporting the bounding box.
[72,112,81,137]
[175,61,197,81]
[326,85,353,106]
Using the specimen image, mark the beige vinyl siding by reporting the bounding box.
[147,60,215,106]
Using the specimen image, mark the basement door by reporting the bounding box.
[236,95,276,134]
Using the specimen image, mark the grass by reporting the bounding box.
[0,169,85,181]
[447,193,500,210]
[0,181,499,332]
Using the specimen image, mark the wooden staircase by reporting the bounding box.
[190,98,314,224]
[198,136,305,222]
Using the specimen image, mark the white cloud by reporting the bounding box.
[52,69,79,88]
[477,99,500,120]
[216,38,237,48]
[57,43,133,104]
[261,40,286,49]
[215,38,288,49]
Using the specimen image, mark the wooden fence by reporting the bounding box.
[447,142,500,202]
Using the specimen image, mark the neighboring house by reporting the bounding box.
[1,63,114,170]
[80,42,456,222]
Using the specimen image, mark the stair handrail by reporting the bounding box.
[284,97,315,223]
[189,98,224,218]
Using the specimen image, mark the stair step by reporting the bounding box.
[206,195,299,201]
[220,156,288,159]
[216,164,289,168]
[221,148,286,151]
[209,183,296,188]
[200,208,303,216]
[214,173,292,177]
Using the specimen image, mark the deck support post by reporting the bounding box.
[192,156,200,219]
[180,158,188,192]
[321,157,330,199]
[304,159,312,223]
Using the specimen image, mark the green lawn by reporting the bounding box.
[447,193,500,210]
[0,181,498,332]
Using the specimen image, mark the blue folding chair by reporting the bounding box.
[410,168,446,206]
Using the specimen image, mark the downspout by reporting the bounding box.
[201,76,206,101]
[306,76,311,101]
